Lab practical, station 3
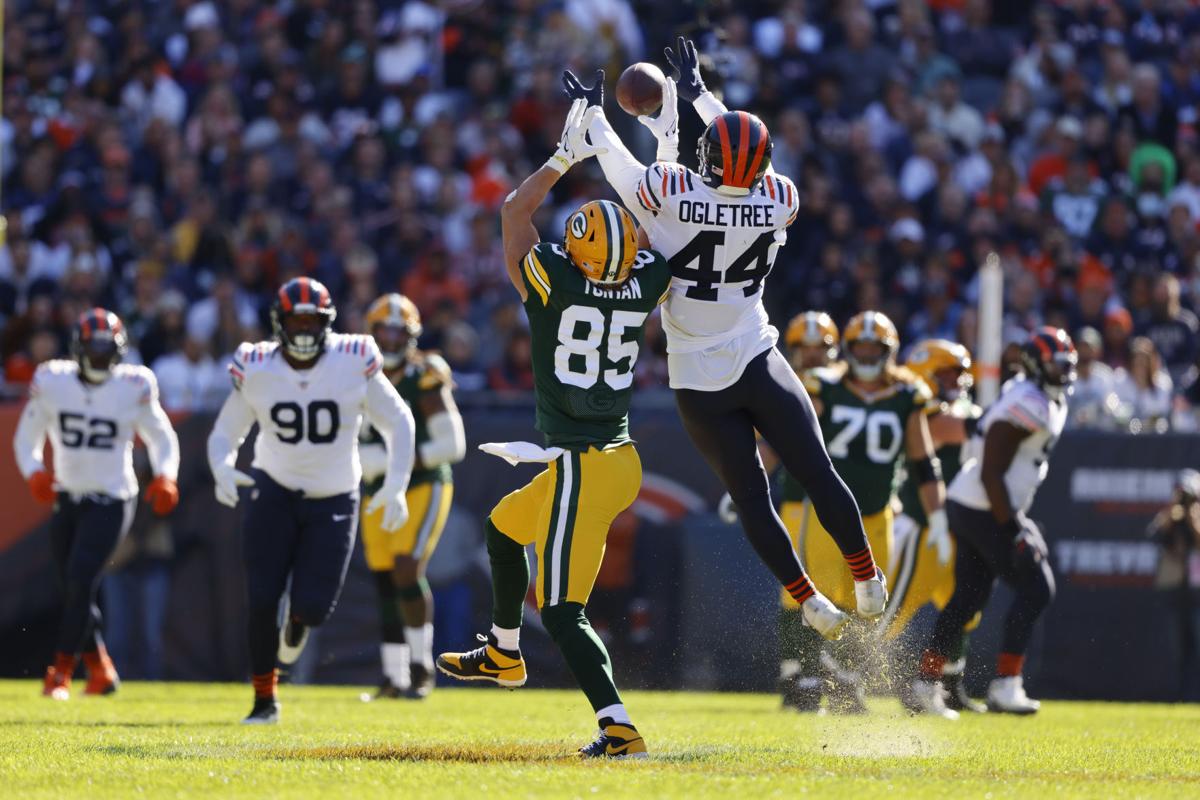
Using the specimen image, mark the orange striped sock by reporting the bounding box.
[252,670,278,699]
[785,573,815,605]
[996,652,1025,678]
[53,651,78,678]
[919,649,946,680]
[844,546,877,582]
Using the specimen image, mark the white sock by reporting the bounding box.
[382,643,411,689]
[595,703,632,726]
[404,624,434,670]
[780,658,800,680]
[491,624,520,652]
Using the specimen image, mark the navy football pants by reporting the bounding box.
[242,468,359,676]
[49,493,135,655]
[674,347,869,588]
[928,500,1056,661]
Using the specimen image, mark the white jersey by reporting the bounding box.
[207,333,414,498]
[632,163,800,390]
[949,377,1068,514]
[12,360,180,499]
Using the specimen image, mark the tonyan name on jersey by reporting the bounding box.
[227,333,389,497]
[361,351,453,495]
[520,241,671,449]
[949,376,1068,514]
[632,162,800,391]
[789,364,936,516]
[14,360,179,499]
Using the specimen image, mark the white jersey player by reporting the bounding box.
[206,277,415,724]
[911,327,1076,719]
[561,39,883,639]
[13,308,179,700]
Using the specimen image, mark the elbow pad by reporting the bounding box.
[911,454,943,485]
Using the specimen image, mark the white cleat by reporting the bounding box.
[801,592,851,641]
[905,678,960,720]
[987,676,1040,715]
[855,571,888,618]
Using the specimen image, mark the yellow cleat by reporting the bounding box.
[579,722,648,760]
[436,633,527,688]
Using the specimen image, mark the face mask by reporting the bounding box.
[850,359,884,381]
[286,333,321,360]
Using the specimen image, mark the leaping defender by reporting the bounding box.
[14,309,180,699]
[567,38,885,640]
[207,277,415,724]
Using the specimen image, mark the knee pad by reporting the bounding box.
[541,602,588,643]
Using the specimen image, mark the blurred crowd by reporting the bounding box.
[2,0,1200,432]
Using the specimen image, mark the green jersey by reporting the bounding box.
[897,397,980,527]
[362,351,453,494]
[783,364,936,516]
[520,242,670,450]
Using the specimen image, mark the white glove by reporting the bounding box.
[214,467,255,508]
[717,492,738,525]
[366,487,410,532]
[926,509,953,567]
[637,78,679,162]
[546,99,608,174]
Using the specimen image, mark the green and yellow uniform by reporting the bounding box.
[782,363,936,611]
[886,397,981,637]
[489,242,670,608]
[361,352,455,571]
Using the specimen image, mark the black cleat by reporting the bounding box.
[943,673,987,714]
[360,679,404,702]
[407,663,435,700]
[242,696,280,725]
[780,675,824,713]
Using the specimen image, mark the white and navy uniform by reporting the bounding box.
[950,376,1068,515]
[587,102,872,595]
[12,360,180,653]
[928,376,1062,661]
[206,333,415,631]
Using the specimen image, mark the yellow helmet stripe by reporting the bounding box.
[600,201,620,283]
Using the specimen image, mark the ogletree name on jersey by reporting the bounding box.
[678,200,776,228]
[583,276,643,300]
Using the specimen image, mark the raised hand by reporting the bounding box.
[562,68,605,108]
[663,36,707,102]
[546,99,608,174]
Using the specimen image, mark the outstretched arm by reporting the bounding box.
[501,99,606,302]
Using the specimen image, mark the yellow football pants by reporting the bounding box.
[884,512,980,639]
[781,500,893,613]
[489,444,641,608]
[361,481,454,571]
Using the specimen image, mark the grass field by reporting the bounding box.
[2,680,1198,798]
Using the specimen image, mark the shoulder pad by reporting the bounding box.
[1002,382,1051,432]
[759,173,799,226]
[416,353,453,391]
[522,242,561,306]
[636,163,667,214]
[805,364,845,393]
[113,364,157,404]
[230,341,278,390]
[892,366,936,406]
[30,359,76,397]
[331,333,384,378]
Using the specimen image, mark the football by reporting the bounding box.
[616,62,666,116]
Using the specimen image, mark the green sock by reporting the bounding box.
[541,602,622,712]
[486,519,528,631]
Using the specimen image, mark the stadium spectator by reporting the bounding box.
[1067,326,1116,429]
[1112,336,1174,432]
[1138,274,1200,383]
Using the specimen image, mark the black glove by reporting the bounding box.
[562,69,604,108]
[664,36,707,103]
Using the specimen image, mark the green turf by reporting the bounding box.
[2,680,1198,798]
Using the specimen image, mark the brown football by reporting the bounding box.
[616,62,666,116]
